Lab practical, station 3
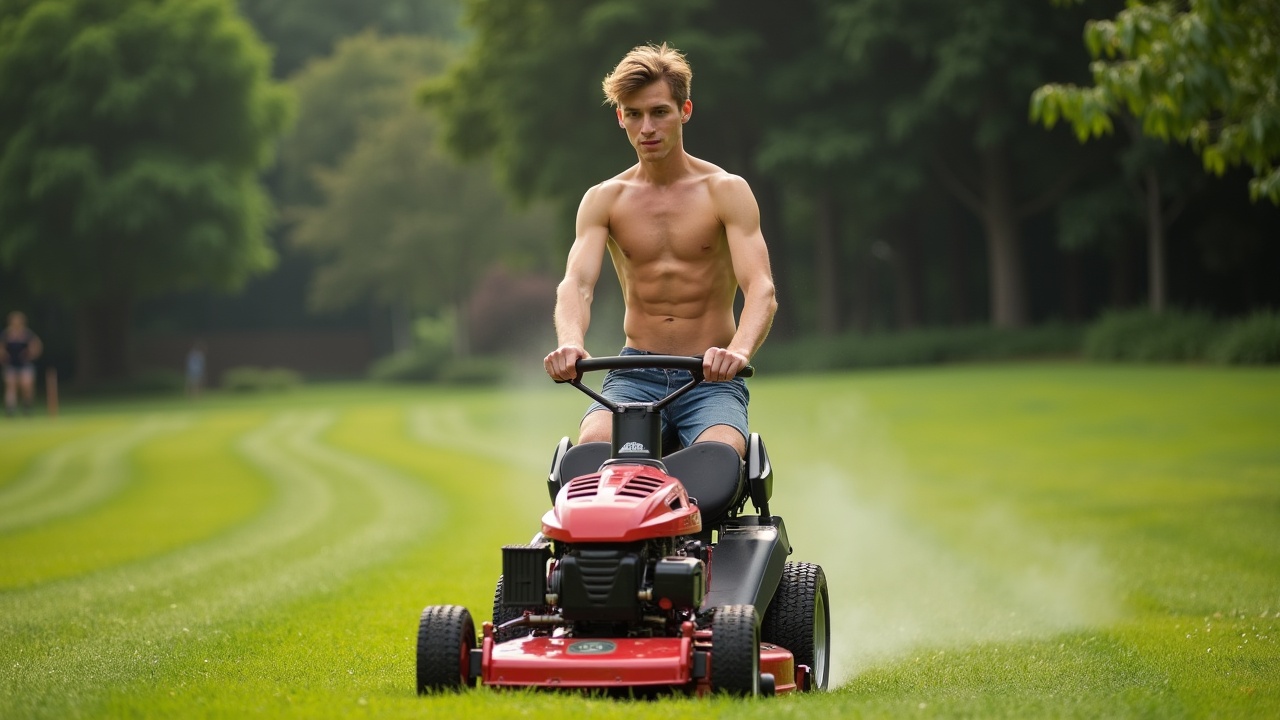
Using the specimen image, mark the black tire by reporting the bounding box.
[710,604,760,696]
[416,605,476,694]
[761,561,830,691]
[491,575,530,644]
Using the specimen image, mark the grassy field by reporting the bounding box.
[0,364,1277,718]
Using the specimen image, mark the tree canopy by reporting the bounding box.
[237,0,462,77]
[1032,0,1280,203]
[0,0,292,380]
[282,32,557,347]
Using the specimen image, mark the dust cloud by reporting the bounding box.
[773,397,1123,687]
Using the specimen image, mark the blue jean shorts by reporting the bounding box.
[584,347,750,450]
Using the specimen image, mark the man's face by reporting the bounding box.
[616,81,691,161]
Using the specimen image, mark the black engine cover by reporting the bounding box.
[558,547,642,623]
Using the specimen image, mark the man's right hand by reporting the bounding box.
[544,345,590,382]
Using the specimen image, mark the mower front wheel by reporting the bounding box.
[761,561,830,691]
[416,605,476,694]
[710,604,760,696]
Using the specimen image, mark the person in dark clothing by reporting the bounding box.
[1,311,42,416]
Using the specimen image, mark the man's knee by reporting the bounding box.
[579,410,612,444]
[693,424,746,457]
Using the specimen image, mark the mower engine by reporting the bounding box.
[503,461,708,636]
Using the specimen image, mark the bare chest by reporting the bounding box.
[608,183,725,264]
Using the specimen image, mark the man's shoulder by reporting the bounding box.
[584,171,636,201]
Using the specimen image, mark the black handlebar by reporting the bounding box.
[572,354,754,378]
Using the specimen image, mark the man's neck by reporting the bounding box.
[634,146,691,186]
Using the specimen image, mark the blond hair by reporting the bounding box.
[602,43,692,108]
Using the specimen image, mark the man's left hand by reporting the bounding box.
[703,347,749,382]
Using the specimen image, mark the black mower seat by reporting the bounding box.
[553,441,745,525]
[557,441,610,487]
[663,442,744,524]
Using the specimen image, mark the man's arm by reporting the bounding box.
[705,173,777,382]
[544,184,612,381]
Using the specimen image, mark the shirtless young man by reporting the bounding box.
[543,43,777,457]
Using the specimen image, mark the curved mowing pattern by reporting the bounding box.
[0,416,190,533]
[0,410,438,715]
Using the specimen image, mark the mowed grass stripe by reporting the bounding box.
[0,413,264,587]
[91,400,617,719]
[0,415,191,534]
[0,407,439,718]
[0,417,124,491]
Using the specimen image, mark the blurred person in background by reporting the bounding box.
[186,340,206,399]
[2,311,42,417]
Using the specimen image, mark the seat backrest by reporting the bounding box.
[663,442,744,526]
[548,441,611,502]
[745,432,773,514]
[548,440,744,526]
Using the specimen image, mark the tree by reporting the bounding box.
[825,0,1113,328]
[0,0,292,383]
[1031,0,1279,313]
[289,106,557,353]
[277,32,455,207]
[237,0,462,77]
[281,34,557,353]
[281,31,555,353]
[1032,0,1280,204]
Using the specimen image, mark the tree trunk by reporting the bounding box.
[891,216,923,330]
[1109,238,1135,309]
[1061,249,1084,322]
[813,189,840,336]
[851,247,876,333]
[978,143,1027,328]
[74,296,133,385]
[943,203,972,326]
[1144,168,1167,313]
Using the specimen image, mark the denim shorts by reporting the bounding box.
[584,347,750,450]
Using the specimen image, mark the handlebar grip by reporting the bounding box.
[573,355,754,378]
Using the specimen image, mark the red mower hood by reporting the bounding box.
[541,463,702,543]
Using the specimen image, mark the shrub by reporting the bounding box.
[221,366,302,392]
[753,323,1082,374]
[1210,311,1280,364]
[368,348,446,382]
[466,266,556,355]
[72,368,186,397]
[437,356,511,385]
[1083,309,1220,361]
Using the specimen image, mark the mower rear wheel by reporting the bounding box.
[710,604,760,696]
[761,561,830,690]
[416,605,476,694]
[491,575,531,643]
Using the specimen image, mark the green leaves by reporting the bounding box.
[0,0,292,304]
[1033,0,1280,203]
[283,33,556,317]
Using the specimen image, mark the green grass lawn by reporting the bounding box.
[0,364,1277,718]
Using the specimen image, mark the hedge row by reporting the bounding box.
[1083,309,1280,364]
[753,309,1280,374]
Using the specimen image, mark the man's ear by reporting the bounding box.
[681,99,693,122]
[616,107,625,128]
